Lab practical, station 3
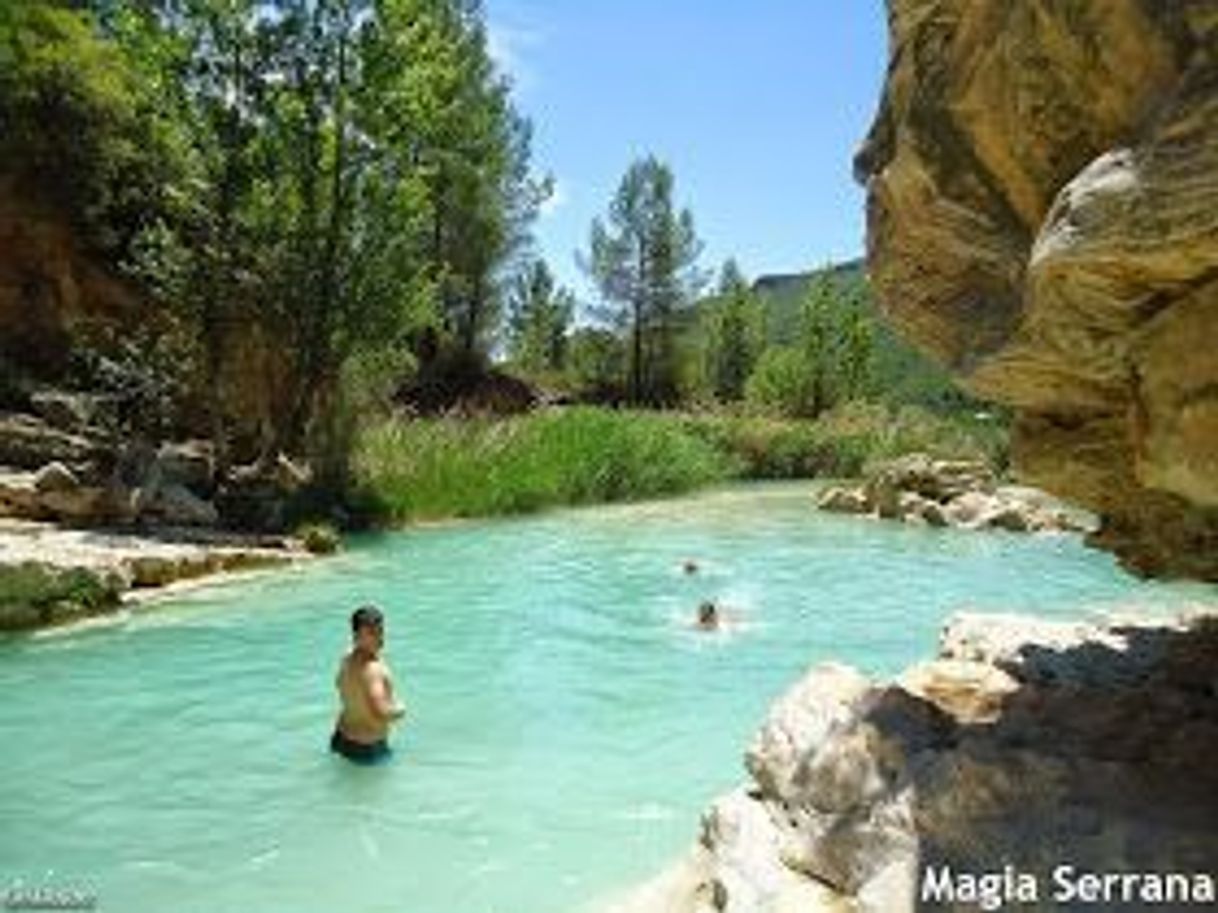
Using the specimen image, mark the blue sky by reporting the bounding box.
[484,1,889,302]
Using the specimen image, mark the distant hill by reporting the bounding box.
[752,258,864,300]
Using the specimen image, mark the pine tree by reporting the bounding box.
[707,259,761,401]
[580,156,703,405]
[507,260,574,374]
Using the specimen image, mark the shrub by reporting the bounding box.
[295,523,342,555]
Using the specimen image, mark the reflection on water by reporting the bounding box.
[0,483,1212,913]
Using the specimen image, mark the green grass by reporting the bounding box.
[353,407,734,522]
[351,402,1008,525]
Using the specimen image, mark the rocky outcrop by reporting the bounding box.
[816,453,1087,533]
[616,611,1218,913]
[855,2,1218,579]
[0,402,319,532]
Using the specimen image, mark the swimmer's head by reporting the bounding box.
[682,559,700,575]
[697,601,719,628]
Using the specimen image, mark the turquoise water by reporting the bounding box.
[1,483,1213,913]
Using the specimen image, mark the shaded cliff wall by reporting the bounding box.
[0,179,290,458]
[0,178,144,378]
[855,1,1218,579]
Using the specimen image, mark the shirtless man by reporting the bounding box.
[330,605,405,764]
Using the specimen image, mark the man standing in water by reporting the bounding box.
[330,605,406,764]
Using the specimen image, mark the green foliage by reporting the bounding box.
[703,259,763,401]
[0,563,121,631]
[506,259,574,374]
[0,1,184,258]
[744,346,811,416]
[353,407,732,521]
[685,400,1009,481]
[295,522,342,555]
[351,400,1007,525]
[566,327,627,401]
[4,0,542,470]
[580,155,705,405]
[745,261,979,413]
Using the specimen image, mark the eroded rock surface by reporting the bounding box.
[619,612,1218,913]
[855,2,1218,579]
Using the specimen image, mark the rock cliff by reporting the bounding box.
[854,1,1218,580]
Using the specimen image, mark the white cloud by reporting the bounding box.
[486,21,544,93]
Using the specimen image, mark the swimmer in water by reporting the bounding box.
[695,600,720,631]
[681,559,700,575]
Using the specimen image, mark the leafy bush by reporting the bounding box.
[684,400,1008,481]
[743,347,812,417]
[295,523,342,555]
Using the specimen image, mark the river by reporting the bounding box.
[0,483,1210,913]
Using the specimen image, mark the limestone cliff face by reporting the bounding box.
[855,1,1218,579]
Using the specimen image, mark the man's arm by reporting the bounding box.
[363,663,406,721]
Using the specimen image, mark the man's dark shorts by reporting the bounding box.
[330,729,391,765]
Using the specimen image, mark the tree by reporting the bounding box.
[567,327,626,402]
[0,1,180,261]
[740,264,878,418]
[373,0,545,357]
[580,155,704,405]
[706,258,762,402]
[97,0,539,456]
[506,259,574,374]
[838,289,875,402]
[744,346,810,417]
[797,269,837,417]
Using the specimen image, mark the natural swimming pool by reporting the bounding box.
[1,484,1211,913]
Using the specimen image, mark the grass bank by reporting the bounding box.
[353,407,732,522]
[350,403,1008,525]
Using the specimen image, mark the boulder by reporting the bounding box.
[134,481,219,528]
[214,454,312,532]
[0,412,108,472]
[152,440,215,496]
[32,460,78,492]
[625,611,1218,912]
[816,454,1084,534]
[816,486,870,514]
[0,464,114,523]
[0,470,40,518]
[28,390,120,434]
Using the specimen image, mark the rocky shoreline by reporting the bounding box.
[0,518,309,631]
[816,454,1090,535]
[0,397,329,632]
[608,608,1218,913]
